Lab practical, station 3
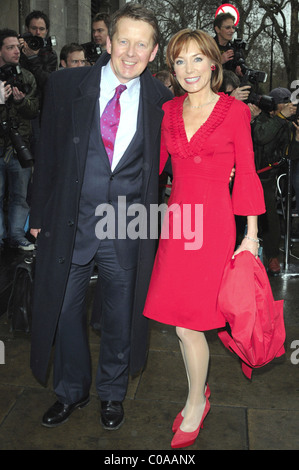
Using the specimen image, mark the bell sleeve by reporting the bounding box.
[231,103,266,216]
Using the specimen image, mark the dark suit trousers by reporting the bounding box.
[53,238,137,404]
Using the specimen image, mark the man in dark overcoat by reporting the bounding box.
[29,3,172,430]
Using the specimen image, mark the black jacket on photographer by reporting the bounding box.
[214,35,240,71]
[19,44,57,107]
[0,67,39,151]
[252,111,296,179]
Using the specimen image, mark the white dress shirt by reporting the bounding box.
[99,61,141,171]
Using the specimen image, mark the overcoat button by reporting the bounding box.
[58,257,65,264]
[67,220,74,226]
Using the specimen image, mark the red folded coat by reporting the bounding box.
[218,251,285,379]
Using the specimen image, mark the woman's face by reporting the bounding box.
[173,40,214,94]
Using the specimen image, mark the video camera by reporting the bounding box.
[0,64,31,95]
[81,42,102,65]
[0,117,33,168]
[20,32,57,51]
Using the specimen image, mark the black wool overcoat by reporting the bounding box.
[29,53,173,384]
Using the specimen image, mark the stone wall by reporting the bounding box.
[0,0,123,65]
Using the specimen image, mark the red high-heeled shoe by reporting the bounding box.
[171,398,210,449]
[172,383,210,433]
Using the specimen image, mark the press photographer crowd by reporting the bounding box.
[0,9,298,278]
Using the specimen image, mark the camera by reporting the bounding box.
[227,36,275,114]
[81,42,102,64]
[20,33,57,51]
[230,38,247,70]
[0,118,33,168]
[0,64,31,95]
[239,59,275,113]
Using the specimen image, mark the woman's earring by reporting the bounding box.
[211,65,216,71]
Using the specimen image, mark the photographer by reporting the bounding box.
[214,12,244,74]
[82,13,110,65]
[0,29,39,251]
[220,70,251,102]
[251,87,297,275]
[19,10,57,106]
[60,43,87,68]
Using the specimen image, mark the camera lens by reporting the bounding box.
[27,36,44,51]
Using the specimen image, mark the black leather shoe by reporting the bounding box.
[42,395,90,427]
[100,401,124,430]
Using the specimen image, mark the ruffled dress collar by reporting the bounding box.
[169,92,234,159]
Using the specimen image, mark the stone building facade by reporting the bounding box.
[1,0,123,58]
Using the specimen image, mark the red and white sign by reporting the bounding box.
[215,4,240,25]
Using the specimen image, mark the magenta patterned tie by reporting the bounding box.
[100,84,127,166]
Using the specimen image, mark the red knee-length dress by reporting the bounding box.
[143,93,265,331]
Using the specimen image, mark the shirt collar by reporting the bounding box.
[101,60,140,98]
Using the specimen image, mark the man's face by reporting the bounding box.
[92,20,108,47]
[107,17,158,84]
[275,103,286,114]
[215,19,236,45]
[27,18,48,38]
[61,50,86,68]
[273,102,292,117]
[0,37,20,66]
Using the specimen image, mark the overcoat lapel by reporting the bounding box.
[71,54,110,178]
[139,69,165,197]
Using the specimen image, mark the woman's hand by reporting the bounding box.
[232,236,259,259]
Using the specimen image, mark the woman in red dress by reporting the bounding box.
[143,29,265,449]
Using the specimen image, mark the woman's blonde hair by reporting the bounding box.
[166,29,223,93]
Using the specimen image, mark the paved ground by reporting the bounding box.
[0,244,298,451]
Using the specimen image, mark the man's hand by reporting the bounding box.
[293,118,299,141]
[3,81,13,102]
[231,85,251,102]
[221,49,234,64]
[229,167,235,183]
[21,41,40,57]
[248,103,262,122]
[280,102,297,119]
[30,228,41,239]
[12,86,26,102]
